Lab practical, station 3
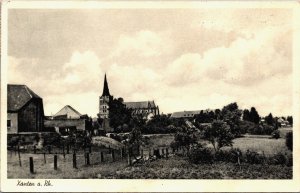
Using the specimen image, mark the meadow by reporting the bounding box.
[7,152,292,179]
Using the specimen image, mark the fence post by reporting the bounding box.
[140,149,143,159]
[100,152,104,163]
[112,150,115,162]
[48,146,51,154]
[73,153,77,169]
[166,148,169,158]
[127,153,132,166]
[29,157,34,174]
[18,145,22,167]
[33,145,36,154]
[86,153,90,165]
[67,144,70,154]
[54,154,58,170]
[44,153,46,164]
[162,148,165,157]
[89,146,92,153]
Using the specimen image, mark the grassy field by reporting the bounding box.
[7,153,292,179]
[279,127,293,138]
[113,156,292,179]
[228,137,289,155]
[7,151,127,179]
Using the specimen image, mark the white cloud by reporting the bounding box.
[111,30,172,58]
[165,26,291,87]
[108,63,162,99]
[8,56,39,84]
[63,50,102,84]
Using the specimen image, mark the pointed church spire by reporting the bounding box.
[102,73,111,96]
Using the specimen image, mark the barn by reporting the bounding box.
[7,84,45,133]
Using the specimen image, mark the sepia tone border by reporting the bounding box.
[1,1,300,192]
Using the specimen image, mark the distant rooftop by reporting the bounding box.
[54,105,82,119]
[124,101,156,109]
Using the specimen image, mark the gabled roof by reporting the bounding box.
[124,101,156,109]
[8,84,42,112]
[53,105,82,119]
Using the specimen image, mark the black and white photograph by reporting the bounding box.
[1,1,300,192]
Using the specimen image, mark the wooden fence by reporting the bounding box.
[8,144,185,175]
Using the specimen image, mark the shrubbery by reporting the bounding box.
[271,130,280,139]
[189,145,214,164]
[188,146,292,166]
[215,148,242,163]
[245,150,265,164]
[285,131,293,151]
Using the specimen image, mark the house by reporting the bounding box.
[170,110,201,118]
[53,105,82,119]
[277,117,290,127]
[170,109,214,119]
[44,105,91,134]
[7,84,44,133]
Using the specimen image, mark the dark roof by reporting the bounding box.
[102,73,110,96]
[124,101,156,109]
[8,84,42,112]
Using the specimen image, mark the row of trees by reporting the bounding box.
[98,97,292,138]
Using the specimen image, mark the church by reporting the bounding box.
[98,74,159,131]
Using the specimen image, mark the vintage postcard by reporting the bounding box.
[1,0,300,192]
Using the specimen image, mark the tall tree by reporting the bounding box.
[221,102,242,137]
[243,109,251,122]
[109,97,132,131]
[214,109,222,120]
[287,116,293,126]
[265,113,274,125]
[203,120,234,152]
[249,107,260,124]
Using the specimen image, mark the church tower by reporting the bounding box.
[99,74,110,119]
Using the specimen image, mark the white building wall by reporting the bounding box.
[7,113,18,133]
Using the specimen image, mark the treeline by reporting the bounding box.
[99,97,292,136]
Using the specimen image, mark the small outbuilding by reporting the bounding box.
[7,84,44,133]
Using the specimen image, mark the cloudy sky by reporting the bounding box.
[8,8,293,117]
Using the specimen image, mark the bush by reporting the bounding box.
[215,148,242,163]
[239,121,257,135]
[189,145,214,164]
[286,154,293,167]
[271,130,280,139]
[245,150,265,164]
[268,152,288,165]
[285,131,293,151]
